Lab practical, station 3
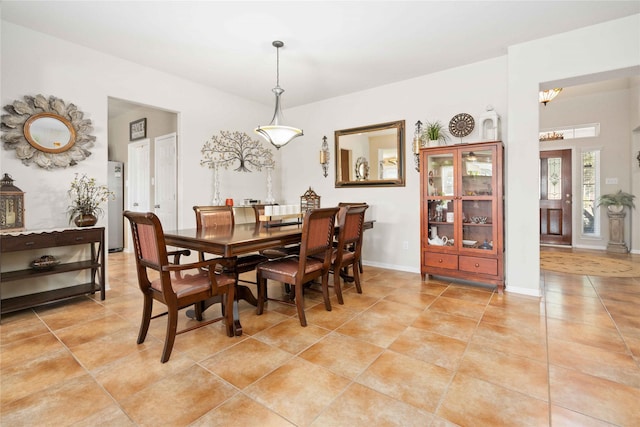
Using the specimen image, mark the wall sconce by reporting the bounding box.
[320,136,330,177]
[413,120,423,172]
[637,150,640,167]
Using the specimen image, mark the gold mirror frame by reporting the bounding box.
[1,94,95,169]
[334,120,405,187]
[24,112,76,153]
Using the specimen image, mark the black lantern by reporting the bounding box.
[0,173,25,232]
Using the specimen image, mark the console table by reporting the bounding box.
[0,227,105,316]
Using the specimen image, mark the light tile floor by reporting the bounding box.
[1,248,639,426]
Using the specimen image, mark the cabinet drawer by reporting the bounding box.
[459,256,497,276]
[0,234,57,252]
[55,229,102,246]
[424,253,458,270]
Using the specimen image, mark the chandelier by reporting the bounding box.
[539,88,562,106]
[255,41,303,149]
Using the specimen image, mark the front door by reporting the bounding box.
[540,149,572,245]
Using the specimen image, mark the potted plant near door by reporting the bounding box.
[597,190,635,253]
[422,121,449,147]
[597,190,636,213]
[67,173,114,227]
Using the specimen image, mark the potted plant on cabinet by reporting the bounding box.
[422,121,449,147]
[67,173,114,227]
[597,190,635,254]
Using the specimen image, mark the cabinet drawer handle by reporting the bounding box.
[438,259,443,263]
[475,263,480,268]
[75,237,84,241]
[25,241,35,246]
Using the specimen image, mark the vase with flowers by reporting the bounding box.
[67,174,114,227]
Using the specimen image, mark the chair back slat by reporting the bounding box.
[335,204,369,263]
[138,223,161,266]
[194,206,235,231]
[299,207,339,259]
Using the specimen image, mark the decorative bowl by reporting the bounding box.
[31,255,60,270]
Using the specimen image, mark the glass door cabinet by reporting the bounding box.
[420,141,504,292]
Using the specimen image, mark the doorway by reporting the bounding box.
[540,149,572,245]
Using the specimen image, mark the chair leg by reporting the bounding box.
[256,273,266,315]
[333,266,344,305]
[194,301,204,321]
[358,259,363,274]
[161,307,178,363]
[294,283,307,326]
[137,294,153,344]
[321,272,332,311]
[224,285,235,337]
[353,262,363,294]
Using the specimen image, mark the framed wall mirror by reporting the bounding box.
[1,94,95,169]
[335,120,405,187]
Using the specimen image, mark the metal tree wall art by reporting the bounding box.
[201,131,274,172]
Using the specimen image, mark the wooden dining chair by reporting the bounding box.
[193,205,268,276]
[256,207,340,326]
[124,211,235,363]
[331,204,369,304]
[252,203,300,259]
[337,202,368,274]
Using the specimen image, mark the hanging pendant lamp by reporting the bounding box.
[539,88,562,106]
[255,41,303,149]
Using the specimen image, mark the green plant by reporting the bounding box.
[67,173,114,224]
[422,120,449,144]
[597,190,636,209]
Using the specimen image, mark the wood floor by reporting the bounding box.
[1,248,639,426]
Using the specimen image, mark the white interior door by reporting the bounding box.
[154,133,177,230]
[127,139,150,212]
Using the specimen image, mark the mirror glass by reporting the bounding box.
[24,113,76,153]
[335,120,405,187]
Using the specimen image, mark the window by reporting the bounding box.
[539,123,600,141]
[581,150,600,236]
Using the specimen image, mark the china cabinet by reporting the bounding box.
[420,141,504,292]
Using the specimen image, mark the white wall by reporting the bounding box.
[1,22,272,237]
[3,15,639,297]
[507,14,640,295]
[539,80,636,250]
[282,57,509,272]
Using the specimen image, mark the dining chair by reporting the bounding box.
[252,203,300,259]
[256,207,340,326]
[331,204,369,304]
[193,205,268,277]
[337,202,368,274]
[124,211,235,363]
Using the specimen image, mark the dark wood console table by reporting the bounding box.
[0,227,105,316]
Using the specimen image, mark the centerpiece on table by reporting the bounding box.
[67,173,114,227]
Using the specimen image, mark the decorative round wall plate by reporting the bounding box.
[449,113,475,138]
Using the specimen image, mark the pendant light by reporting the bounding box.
[539,88,562,106]
[255,41,303,149]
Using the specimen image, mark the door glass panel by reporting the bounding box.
[461,149,493,196]
[426,152,454,197]
[546,157,562,200]
[427,199,454,247]
[462,199,494,250]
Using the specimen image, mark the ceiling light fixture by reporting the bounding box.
[539,88,562,106]
[255,40,303,149]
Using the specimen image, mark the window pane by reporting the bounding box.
[582,150,600,236]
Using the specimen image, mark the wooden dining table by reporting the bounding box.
[164,220,373,335]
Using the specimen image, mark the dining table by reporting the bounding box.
[164,219,374,336]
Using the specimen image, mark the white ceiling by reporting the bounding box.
[2,1,639,109]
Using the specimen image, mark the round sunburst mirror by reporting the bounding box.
[1,94,96,169]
